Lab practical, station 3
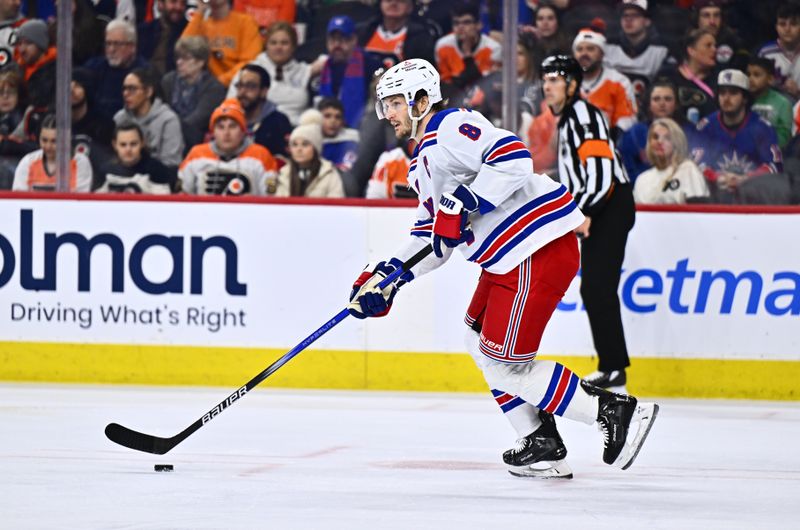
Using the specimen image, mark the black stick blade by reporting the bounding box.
[105,423,174,455]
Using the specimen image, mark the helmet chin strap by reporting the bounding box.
[408,100,433,139]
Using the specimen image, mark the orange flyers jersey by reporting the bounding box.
[365,26,408,60]
[232,0,295,29]
[581,67,638,131]
[182,10,262,86]
[12,150,92,192]
[365,147,413,199]
[179,142,277,195]
[435,34,501,83]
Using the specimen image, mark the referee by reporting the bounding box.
[540,55,635,392]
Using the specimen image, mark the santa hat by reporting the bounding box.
[572,19,607,53]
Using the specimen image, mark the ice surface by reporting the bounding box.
[1,384,798,529]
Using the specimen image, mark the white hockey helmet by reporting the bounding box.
[375,59,442,136]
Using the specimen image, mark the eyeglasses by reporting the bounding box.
[105,40,133,48]
[122,85,143,92]
[234,82,261,91]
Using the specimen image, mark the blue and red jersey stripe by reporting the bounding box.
[483,136,531,166]
[468,185,577,269]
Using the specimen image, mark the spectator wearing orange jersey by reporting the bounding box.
[232,0,294,39]
[359,0,437,67]
[436,3,501,97]
[179,98,278,195]
[181,0,262,87]
[573,25,638,135]
[13,115,92,192]
[365,145,413,199]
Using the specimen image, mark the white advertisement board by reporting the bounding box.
[0,199,797,361]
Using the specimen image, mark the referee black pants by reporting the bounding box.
[579,183,635,372]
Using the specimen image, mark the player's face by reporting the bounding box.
[747,65,771,94]
[381,95,412,139]
[0,83,18,114]
[649,87,676,119]
[542,74,568,110]
[213,117,245,154]
[698,7,722,35]
[290,137,316,165]
[649,124,674,161]
[776,17,800,47]
[452,15,480,43]
[718,87,745,114]
[321,108,344,138]
[688,33,716,69]
[39,127,57,160]
[535,7,558,38]
[620,9,649,38]
[574,42,602,72]
[266,29,295,66]
[113,130,144,167]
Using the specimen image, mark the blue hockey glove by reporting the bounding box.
[348,259,411,319]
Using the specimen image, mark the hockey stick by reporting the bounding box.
[105,245,434,455]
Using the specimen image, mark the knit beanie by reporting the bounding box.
[210,98,247,131]
[17,19,50,51]
[289,109,324,154]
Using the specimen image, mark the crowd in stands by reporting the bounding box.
[3,0,800,204]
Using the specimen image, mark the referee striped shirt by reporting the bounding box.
[556,99,628,215]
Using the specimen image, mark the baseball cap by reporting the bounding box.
[620,0,648,15]
[717,69,749,91]
[327,16,355,37]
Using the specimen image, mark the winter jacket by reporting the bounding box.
[276,158,344,198]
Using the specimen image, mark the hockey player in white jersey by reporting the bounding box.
[347,58,658,478]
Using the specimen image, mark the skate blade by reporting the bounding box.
[508,459,573,479]
[615,402,659,470]
[606,384,628,395]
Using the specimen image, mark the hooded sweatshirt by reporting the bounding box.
[113,98,185,167]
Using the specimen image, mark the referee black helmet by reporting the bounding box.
[541,55,583,101]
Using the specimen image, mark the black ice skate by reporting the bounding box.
[583,369,628,394]
[582,381,659,469]
[502,411,573,479]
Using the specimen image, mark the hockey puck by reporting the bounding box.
[154,464,174,472]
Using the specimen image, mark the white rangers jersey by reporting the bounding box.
[394,108,584,277]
